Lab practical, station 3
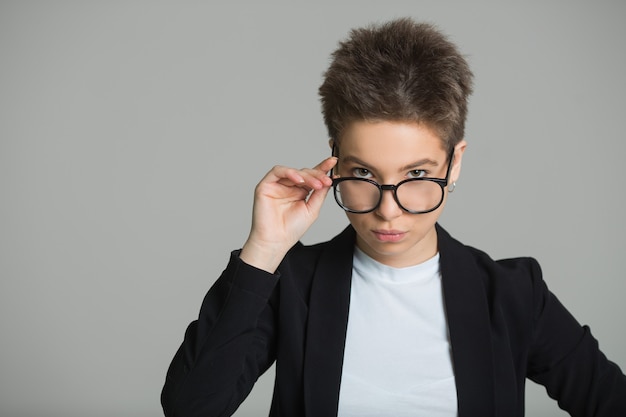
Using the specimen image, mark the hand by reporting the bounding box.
[239,156,338,273]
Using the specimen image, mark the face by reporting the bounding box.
[334,120,466,268]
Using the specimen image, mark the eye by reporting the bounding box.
[352,168,372,178]
[407,169,427,179]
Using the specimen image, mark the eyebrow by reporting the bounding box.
[341,155,440,172]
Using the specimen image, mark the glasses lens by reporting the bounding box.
[396,180,443,213]
[334,179,380,212]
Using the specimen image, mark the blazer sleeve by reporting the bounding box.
[525,259,626,416]
[161,251,280,417]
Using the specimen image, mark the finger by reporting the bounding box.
[313,156,338,173]
[263,160,335,189]
[300,158,337,187]
[262,165,306,186]
[306,184,332,215]
[286,165,334,190]
[294,170,329,190]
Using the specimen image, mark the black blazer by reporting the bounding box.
[162,224,626,416]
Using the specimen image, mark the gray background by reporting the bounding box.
[1,1,625,416]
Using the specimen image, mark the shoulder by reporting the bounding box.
[469,245,542,283]
[275,225,356,295]
[437,224,545,305]
[285,225,356,265]
[438,223,541,276]
[437,224,556,339]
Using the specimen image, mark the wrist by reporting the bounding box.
[239,239,287,274]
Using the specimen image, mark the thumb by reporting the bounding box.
[305,184,332,217]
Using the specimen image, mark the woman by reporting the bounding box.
[162,18,626,416]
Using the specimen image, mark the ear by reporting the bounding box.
[449,140,467,184]
[328,138,334,150]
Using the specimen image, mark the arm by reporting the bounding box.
[161,253,280,417]
[161,157,337,416]
[526,260,626,416]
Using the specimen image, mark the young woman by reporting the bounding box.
[162,18,626,416]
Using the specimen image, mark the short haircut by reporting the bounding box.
[319,18,473,152]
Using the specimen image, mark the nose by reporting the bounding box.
[375,188,403,220]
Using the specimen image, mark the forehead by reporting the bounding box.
[339,120,447,164]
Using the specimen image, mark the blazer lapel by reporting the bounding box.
[437,224,496,416]
[303,226,355,417]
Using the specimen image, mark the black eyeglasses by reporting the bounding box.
[331,149,454,214]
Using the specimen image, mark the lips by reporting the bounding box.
[372,229,406,242]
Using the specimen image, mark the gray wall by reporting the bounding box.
[1,1,625,416]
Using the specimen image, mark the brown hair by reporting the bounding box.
[319,18,473,152]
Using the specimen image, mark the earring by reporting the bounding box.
[448,182,456,193]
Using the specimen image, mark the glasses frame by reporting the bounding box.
[331,148,455,215]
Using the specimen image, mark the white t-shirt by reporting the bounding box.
[337,247,458,417]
